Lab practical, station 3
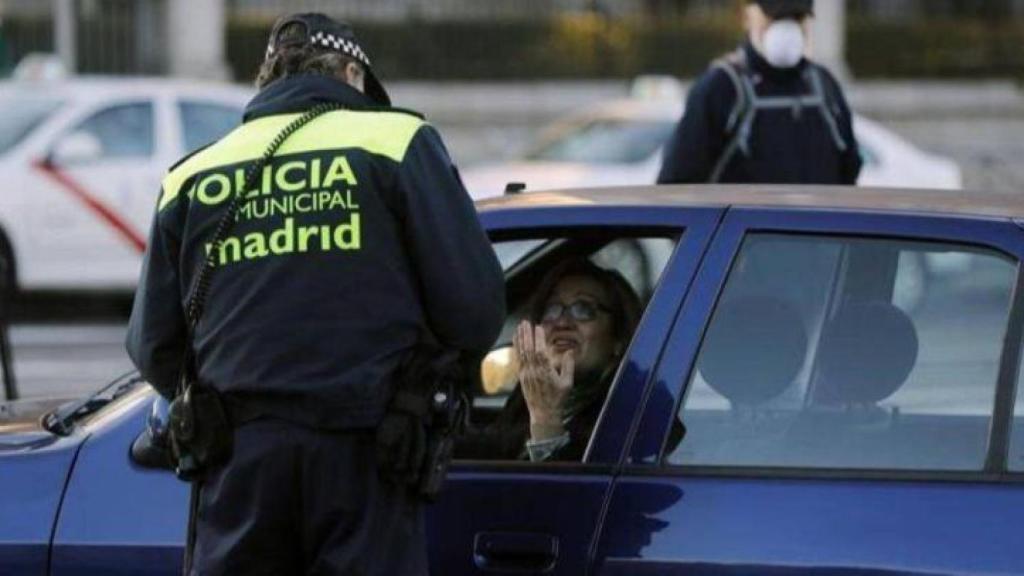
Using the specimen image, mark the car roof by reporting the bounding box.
[477,185,1024,220]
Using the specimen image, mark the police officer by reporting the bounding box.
[657,0,862,185]
[126,13,504,576]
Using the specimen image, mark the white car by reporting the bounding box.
[0,76,252,293]
[463,96,963,199]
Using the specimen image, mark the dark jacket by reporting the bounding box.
[657,41,862,185]
[126,75,505,430]
[457,373,611,462]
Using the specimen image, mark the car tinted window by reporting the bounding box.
[1012,352,1024,472]
[0,96,63,155]
[66,102,154,159]
[668,234,1015,472]
[526,119,675,164]
[179,100,241,153]
[460,233,679,463]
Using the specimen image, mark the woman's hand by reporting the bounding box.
[513,320,575,441]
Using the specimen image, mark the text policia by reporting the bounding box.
[191,154,363,266]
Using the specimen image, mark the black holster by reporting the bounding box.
[167,382,233,482]
[377,347,464,502]
[417,372,464,501]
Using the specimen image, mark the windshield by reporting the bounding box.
[40,370,145,435]
[526,118,675,164]
[493,239,546,270]
[0,96,63,155]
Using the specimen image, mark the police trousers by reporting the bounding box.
[188,419,427,576]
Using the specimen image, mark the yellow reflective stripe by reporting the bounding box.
[159,110,424,211]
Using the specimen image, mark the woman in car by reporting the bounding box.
[460,259,642,462]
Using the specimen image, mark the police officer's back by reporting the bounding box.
[126,13,504,575]
[657,0,862,185]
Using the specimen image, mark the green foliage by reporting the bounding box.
[227,15,741,81]
[3,13,1023,80]
[847,17,1024,79]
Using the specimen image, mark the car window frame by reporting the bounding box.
[452,204,722,473]
[627,206,1024,483]
[50,99,157,164]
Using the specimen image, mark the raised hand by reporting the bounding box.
[513,320,575,441]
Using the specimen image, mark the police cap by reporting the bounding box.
[265,13,391,106]
[750,0,814,19]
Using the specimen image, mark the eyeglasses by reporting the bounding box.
[541,300,612,323]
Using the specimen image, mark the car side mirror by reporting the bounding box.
[129,397,175,471]
[49,132,103,166]
[480,345,519,396]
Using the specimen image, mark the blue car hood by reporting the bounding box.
[0,398,87,564]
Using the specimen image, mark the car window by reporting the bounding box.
[668,234,1016,472]
[62,102,155,160]
[458,232,679,463]
[179,100,242,153]
[0,96,63,155]
[494,239,546,271]
[526,119,675,164]
[1012,348,1024,472]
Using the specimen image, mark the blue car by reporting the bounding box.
[3,185,1024,575]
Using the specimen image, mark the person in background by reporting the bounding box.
[657,0,862,185]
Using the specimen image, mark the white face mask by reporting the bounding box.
[761,19,805,68]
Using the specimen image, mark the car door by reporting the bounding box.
[31,98,164,288]
[593,208,1024,575]
[427,204,721,575]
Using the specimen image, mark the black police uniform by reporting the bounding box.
[657,40,862,185]
[126,51,505,576]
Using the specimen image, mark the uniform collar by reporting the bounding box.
[243,74,376,122]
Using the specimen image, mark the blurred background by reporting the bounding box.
[1,0,1022,187]
[0,0,1022,402]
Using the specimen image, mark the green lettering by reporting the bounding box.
[346,189,359,209]
[197,173,231,205]
[217,237,242,265]
[270,218,295,254]
[270,196,288,215]
[275,161,306,192]
[328,191,346,210]
[251,199,269,219]
[243,232,269,259]
[299,225,319,252]
[310,158,322,189]
[320,225,332,251]
[295,193,313,213]
[323,155,358,188]
[333,213,361,250]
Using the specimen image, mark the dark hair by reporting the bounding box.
[528,259,642,347]
[255,21,364,89]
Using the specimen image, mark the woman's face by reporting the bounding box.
[540,275,620,376]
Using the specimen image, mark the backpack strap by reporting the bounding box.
[804,65,850,153]
[709,50,759,183]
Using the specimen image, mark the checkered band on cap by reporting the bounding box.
[312,31,372,66]
[265,31,372,67]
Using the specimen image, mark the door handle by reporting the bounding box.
[473,531,559,573]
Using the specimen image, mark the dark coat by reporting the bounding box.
[457,375,609,462]
[657,41,862,185]
[126,75,505,430]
